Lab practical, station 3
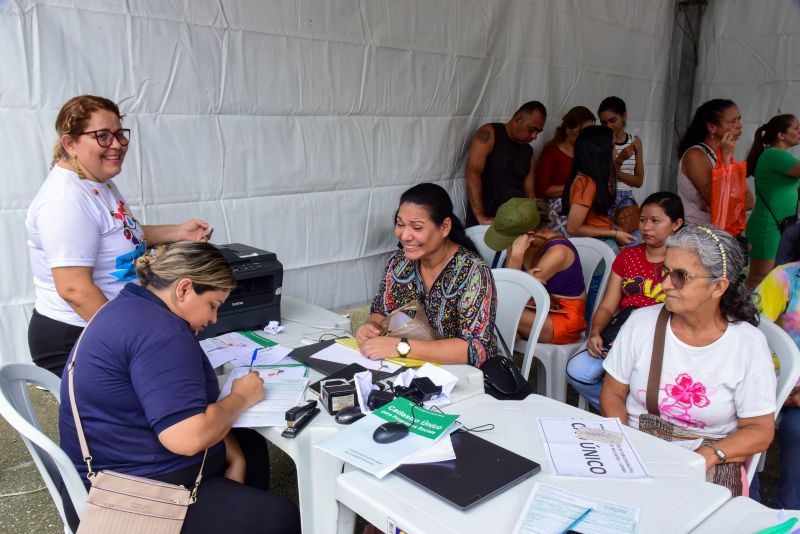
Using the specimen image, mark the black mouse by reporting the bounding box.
[372,422,410,444]
[335,406,365,425]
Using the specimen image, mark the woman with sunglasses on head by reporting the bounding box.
[600,225,776,495]
[566,192,684,409]
[26,95,211,377]
[744,114,800,290]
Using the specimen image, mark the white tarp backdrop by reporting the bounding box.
[1,0,692,364]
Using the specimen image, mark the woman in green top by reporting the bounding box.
[745,114,800,289]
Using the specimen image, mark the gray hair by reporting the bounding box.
[665,224,758,325]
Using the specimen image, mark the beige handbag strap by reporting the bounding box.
[67,305,208,501]
[646,306,671,416]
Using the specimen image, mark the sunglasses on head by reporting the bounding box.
[659,265,717,290]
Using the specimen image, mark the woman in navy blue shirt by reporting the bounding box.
[59,241,299,533]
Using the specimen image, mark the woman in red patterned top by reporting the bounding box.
[566,192,684,408]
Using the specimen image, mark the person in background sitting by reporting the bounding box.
[357,183,497,366]
[567,192,684,408]
[465,101,547,226]
[598,96,644,217]
[58,241,300,533]
[484,198,586,344]
[535,106,596,233]
[601,225,776,496]
[27,95,212,377]
[744,114,800,290]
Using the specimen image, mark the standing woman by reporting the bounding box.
[356,183,497,366]
[26,95,211,376]
[535,106,596,233]
[676,98,754,226]
[598,97,644,211]
[745,114,800,289]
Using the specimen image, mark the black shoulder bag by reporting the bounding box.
[755,184,797,234]
[481,327,533,400]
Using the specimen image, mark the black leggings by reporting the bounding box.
[63,429,300,534]
[28,308,83,378]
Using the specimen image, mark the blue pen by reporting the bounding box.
[560,507,592,534]
[248,348,258,372]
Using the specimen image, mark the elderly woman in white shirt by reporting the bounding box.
[600,225,776,496]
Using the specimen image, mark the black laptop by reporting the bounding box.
[394,430,540,510]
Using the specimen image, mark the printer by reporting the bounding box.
[197,243,283,340]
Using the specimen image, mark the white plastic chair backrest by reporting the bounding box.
[745,319,800,482]
[466,225,506,268]
[570,237,617,316]
[0,363,86,532]
[492,268,550,379]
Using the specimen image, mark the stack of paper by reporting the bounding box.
[200,331,293,368]
[315,397,460,478]
[218,367,308,427]
[312,342,401,373]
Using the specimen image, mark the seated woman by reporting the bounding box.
[484,198,586,344]
[58,242,300,534]
[567,192,684,408]
[600,225,776,496]
[357,183,496,366]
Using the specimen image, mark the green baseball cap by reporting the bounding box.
[484,198,540,251]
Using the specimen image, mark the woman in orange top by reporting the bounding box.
[562,126,637,248]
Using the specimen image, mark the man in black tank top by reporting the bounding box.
[466,101,547,227]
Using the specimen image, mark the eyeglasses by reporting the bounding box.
[80,129,130,148]
[659,265,717,290]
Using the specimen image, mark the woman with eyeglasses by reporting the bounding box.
[26,95,211,377]
[600,225,776,495]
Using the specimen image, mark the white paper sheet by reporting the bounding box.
[392,363,458,408]
[513,483,639,534]
[230,345,293,367]
[312,343,401,372]
[537,418,650,479]
[218,368,308,427]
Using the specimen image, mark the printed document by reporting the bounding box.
[315,397,459,478]
[537,418,649,478]
[200,331,290,368]
[218,367,308,427]
[513,483,639,534]
[312,342,401,372]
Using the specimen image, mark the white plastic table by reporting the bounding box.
[335,394,731,534]
[692,496,800,533]
[250,297,486,534]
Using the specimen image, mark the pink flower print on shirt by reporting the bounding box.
[636,372,710,429]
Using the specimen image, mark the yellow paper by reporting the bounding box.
[335,337,360,351]
[384,357,439,368]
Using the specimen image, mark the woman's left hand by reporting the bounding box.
[176,219,212,242]
[360,336,400,360]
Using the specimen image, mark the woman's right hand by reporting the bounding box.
[355,321,382,346]
[586,334,607,357]
[614,231,636,246]
[510,233,533,259]
[720,132,736,165]
[231,371,265,407]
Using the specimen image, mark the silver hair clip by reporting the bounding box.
[697,226,727,279]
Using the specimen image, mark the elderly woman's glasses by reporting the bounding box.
[80,129,131,148]
[659,265,716,290]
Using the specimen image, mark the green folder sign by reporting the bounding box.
[373,397,459,440]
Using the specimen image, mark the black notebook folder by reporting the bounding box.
[289,341,401,393]
[394,430,540,510]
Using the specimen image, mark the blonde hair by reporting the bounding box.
[51,95,124,168]
[136,242,236,294]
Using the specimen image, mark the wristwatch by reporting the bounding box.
[702,443,727,464]
[396,337,411,358]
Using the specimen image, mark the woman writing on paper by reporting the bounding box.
[484,198,587,345]
[600,225,776,495]
[27,95,212,377]
[356,183,497,366]
[58,242,300,533]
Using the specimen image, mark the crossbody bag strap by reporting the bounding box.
[494,325,514,361]
[754,184,781,226]
[646,306,671,416]
[67,302,208,494]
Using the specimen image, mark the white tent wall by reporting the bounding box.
[0,0,677,364]
[693,0,800,161]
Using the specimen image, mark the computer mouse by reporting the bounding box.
[372,422,410,444]
[335,406,365,425]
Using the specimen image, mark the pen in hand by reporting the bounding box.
[561,507,592,534]
[248,348,258,372]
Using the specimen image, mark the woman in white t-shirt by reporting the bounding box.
[26,95,212,376]
[600,225,776,493]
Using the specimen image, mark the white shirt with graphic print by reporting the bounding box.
[603,304,776,439]
[26,165,145,327]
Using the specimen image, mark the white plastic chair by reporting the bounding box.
[466,225,506,268]
[492,268,550,380]
[513,238,617,402]
[746,318,800,483]
[0,363,86,534]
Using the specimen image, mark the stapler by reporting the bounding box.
[281,400,320,438]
